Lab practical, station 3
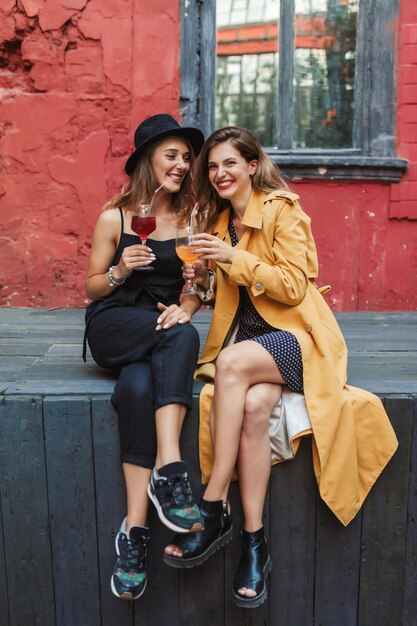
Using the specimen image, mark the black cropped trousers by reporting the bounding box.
[87,302,200,469]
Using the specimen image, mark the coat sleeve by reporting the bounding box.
[227,199,311,306]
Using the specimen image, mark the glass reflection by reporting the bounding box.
[215,0,358,149]
[293,0,358,148]
[216,0,279,146]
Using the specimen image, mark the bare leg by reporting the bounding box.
[204,341,285,502]
[155,403,187,469]
[123,463,152,531]
[165,342,284,557]
[237,382,282,598]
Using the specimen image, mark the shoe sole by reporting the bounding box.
[163,524,234,569]
[147,482,204,534]
[111,576,147,601]
[111,532,147,601]
[232,556,273,608]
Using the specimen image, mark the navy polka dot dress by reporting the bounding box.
[230,214,304,393]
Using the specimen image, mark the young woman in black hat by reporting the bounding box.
[84,114,205,600]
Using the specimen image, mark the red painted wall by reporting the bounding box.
[0,0,416,310]
[0,0,180,307]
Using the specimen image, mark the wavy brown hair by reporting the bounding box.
[103,136,197,224]
[195,126,289,230]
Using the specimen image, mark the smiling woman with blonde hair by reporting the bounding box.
[84,114,205,601]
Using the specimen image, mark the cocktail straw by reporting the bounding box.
[188,203,199,235]
[149,182,165,209]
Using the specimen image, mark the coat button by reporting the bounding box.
[306,324,312,332]
[255,281,263,290]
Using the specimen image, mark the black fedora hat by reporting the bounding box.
[125,113,205,175]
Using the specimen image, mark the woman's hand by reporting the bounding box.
[155,302,191,331]
[182,259,208,286]
[191,233,237,264]
[118,243,156,274]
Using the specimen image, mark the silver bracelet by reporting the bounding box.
[108,266,126,287]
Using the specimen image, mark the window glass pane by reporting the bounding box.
[217,0,233,27]
[293,0,359,148]
[216,0,280,146]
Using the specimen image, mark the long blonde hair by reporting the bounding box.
[103,136,197,223]
[196,126,288,230]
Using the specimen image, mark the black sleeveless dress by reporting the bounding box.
[83,208,200,469]
[84,208,192,370]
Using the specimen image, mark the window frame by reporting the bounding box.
[180,0,407,182]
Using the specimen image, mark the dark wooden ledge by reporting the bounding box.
[0,308,416,626]
[0,308,416,396]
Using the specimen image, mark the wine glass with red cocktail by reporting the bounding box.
[131,205,156,271]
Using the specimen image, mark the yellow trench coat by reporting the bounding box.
[195,189,398,526]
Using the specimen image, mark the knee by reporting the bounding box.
[112,373,153,410]
[167,322,200,354]
[215,348,242,383]
[242,389,271,437]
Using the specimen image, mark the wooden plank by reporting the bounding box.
[358,396,413,626]
[43,396,101,626]
[0,481,10,626]
[224,482,271,626]
[314,499,361,625]
[0,356,35,372]
[269,437,316,625]
[403,396,417,626]
[91,397,133,626]
[180,0,215,137]
[134,395,204,625]
[135,512,181,626]
[277,0,295,149]
[176,399,227,626]
[0,396,55,626]
[0,343,51,356]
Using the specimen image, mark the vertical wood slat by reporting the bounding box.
[277,0,295,149]
[180,0,216,138]
[358,397,413,626]
[0,490,9,626]
[223,482,271,626]
[177,398,222,626]
[314,501,361,626]
[269,437,316,626]
[179,0,199,125]
[43,396,101,626]
[403,396,417,626]
[134,398,203,626]
[199,0,216,137]
[357,0,401,155]
[91,397,134,626]
[0,396,55,626]
[134,514,180,626]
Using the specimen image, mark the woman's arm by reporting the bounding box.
[193,200,313,306]
[84,210,122,300]
[84,210,155,300]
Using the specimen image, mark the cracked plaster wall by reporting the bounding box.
[0,0,416,311]
[0,0,179,307]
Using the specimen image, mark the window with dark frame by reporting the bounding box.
[180,0,407,181]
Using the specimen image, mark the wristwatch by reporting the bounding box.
[108,266,125,287]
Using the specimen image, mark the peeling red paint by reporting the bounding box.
[0,1,415,310]
[0,0,180,307]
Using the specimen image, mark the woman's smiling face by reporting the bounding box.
[207,140,257,206]
[150,137,191,193]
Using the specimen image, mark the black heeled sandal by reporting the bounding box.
[163,498,233,568]
[232,527,272,608]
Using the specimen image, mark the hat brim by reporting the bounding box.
[125,127,205,176]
